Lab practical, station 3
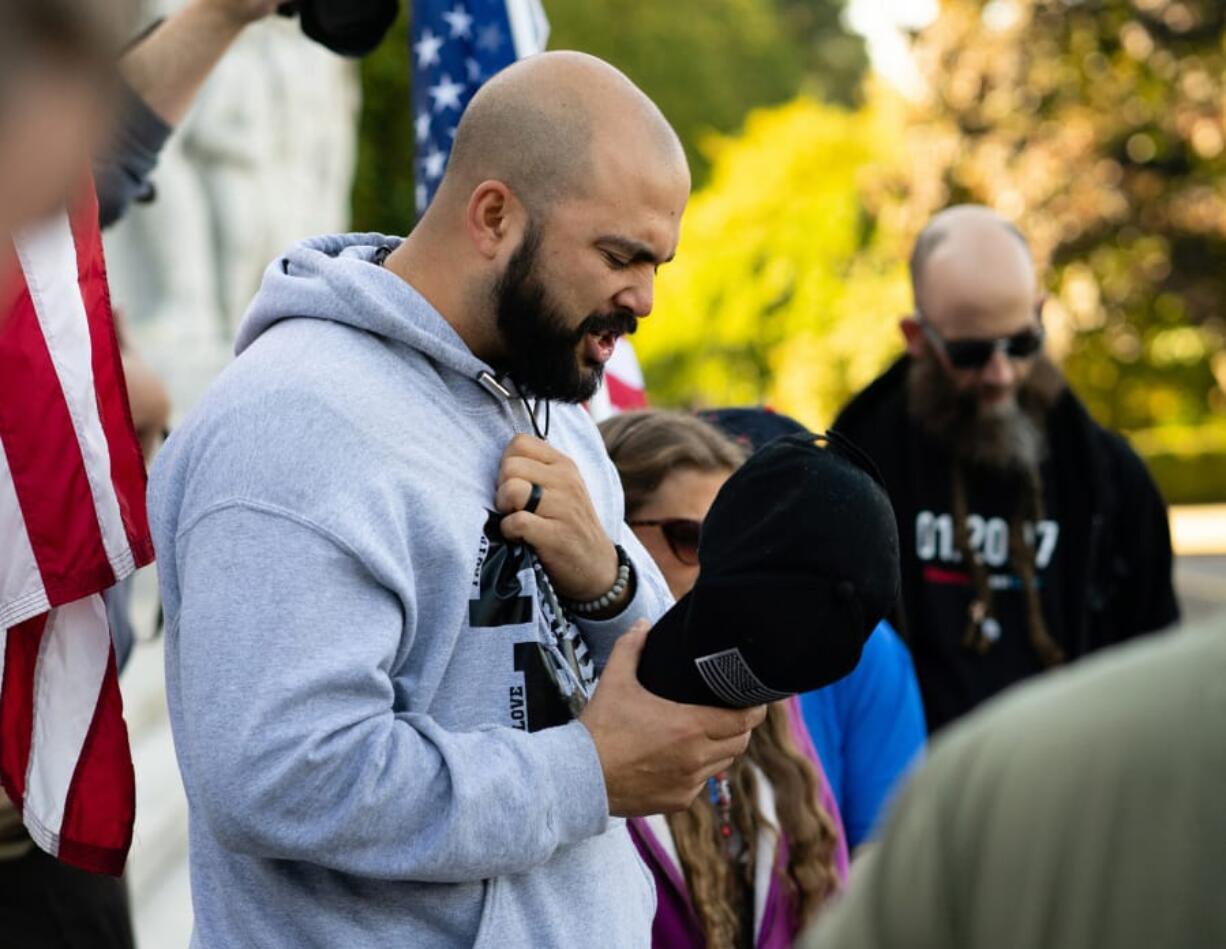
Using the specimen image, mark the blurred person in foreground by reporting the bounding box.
[0,0,280,243]
[798,609,1226,949]
[600,410,847,948]
[834,205,1178,734]
[701,407,927,852]
[148,51,767,948]
[0,2,281,948]
[0,0,125,244]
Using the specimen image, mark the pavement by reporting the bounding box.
[120,568,193,949]
[121,508,1226,948]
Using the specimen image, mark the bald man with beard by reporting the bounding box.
[834,206,1178,734]
[148,52,766,948]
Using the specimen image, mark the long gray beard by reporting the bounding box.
[907,353,1064,473]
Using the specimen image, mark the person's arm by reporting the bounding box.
[569,522,673,671]
[94,0,277,225]
[119,0,278,127]
[1122,446,1180,634]
[93,81,173,228]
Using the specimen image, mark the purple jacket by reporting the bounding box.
[629,697,850,948]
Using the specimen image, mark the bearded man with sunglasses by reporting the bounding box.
[834,205,1178,733]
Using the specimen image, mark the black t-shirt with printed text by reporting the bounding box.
[907,435,1066,732]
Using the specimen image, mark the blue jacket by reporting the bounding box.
[799,621,926,849]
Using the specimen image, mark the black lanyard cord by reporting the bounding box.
[519,391,550,440]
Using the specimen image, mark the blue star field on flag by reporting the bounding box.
[411,1,548,216]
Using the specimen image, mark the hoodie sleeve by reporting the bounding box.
[94,82,172,229]
[171,502,610,883]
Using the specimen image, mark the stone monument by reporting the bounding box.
[103,4,362,414]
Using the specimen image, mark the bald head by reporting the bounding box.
[438,50,687,216]
[902,205,1047,413]
[910,205,1036,323]
[390,51,689,392]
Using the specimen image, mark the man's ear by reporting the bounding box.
[465,180,521,260]
[900,315,925,357]
[1035,294,1048,327]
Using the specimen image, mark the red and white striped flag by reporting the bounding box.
[588,337,648,422]
[0,181,152,875]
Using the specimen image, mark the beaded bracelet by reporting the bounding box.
[562,545,633,616]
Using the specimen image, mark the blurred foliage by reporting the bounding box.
[350,0,865,234]
[353,5,414,237]
[900,0,1226,433]
[773,0,869,104]
[550,0,823,185]
[639,93,913,430]
[1130,420,1226,503]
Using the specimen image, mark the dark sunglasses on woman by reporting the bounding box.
[627,517,702,566]
[917,313,1044,370]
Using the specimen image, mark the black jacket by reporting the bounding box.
[834,356,1179,727]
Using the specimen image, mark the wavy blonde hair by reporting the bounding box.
[600,410,840,947]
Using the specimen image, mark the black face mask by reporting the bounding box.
[493,223,637,404]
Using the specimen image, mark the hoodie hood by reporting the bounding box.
[236,232,492,385]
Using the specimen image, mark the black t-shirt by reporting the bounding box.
[907,435,1066,733]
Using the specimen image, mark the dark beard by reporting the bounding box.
[493,222,637,404]
[906,350,1065,472]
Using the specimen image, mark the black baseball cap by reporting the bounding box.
[278,0,398,57]
[637,430,901,708]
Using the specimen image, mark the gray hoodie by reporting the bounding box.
[148,233,673,948]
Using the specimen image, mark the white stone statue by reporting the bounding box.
[104,3,362,414]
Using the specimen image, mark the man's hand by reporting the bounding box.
[497,434,620,603]
[579,622,767,816]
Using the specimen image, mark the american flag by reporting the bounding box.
[0,182,151,875]
[410,1,648,415]
[411,0,550,215]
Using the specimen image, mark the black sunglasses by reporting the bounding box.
[918,315,1044,370]
[627,518,702,566]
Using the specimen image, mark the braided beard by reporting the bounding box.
[906,351,1064,472]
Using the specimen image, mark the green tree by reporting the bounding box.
[638,94,913,430]
[352,6,414,237]
[772,0,868,106]
[546,0,867,180]
[350,0,865,234]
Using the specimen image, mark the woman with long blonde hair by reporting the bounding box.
[600,410,849,949]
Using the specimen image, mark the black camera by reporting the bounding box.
[277,0,399,57]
